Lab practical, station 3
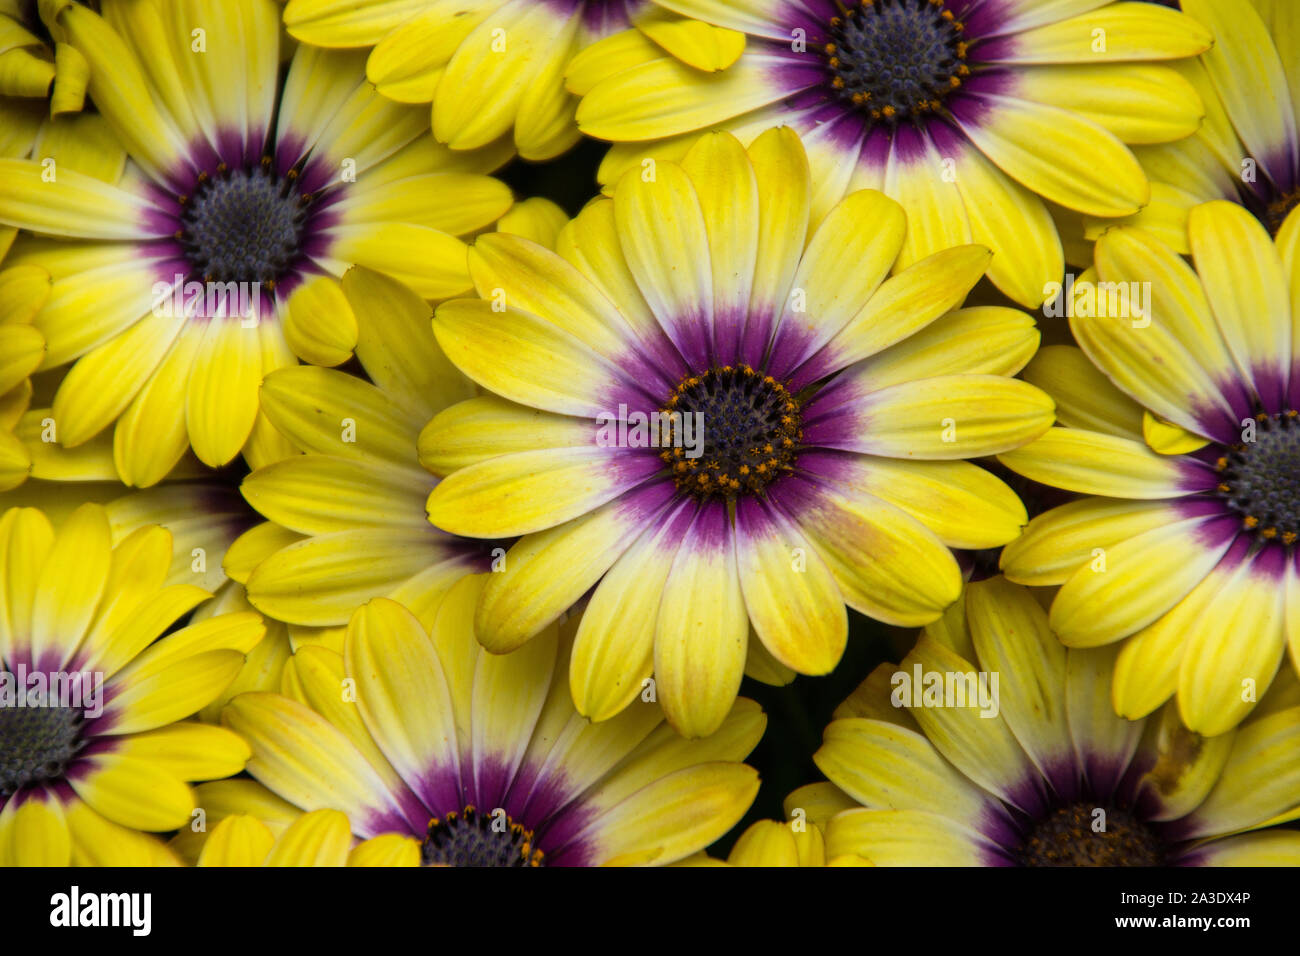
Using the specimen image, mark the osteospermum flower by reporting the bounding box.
[195,809,420,867]
[282,0,744,160]
[1099,0,1300,252]
[424,128,1053,737]
[0,0,514,487]
[234,266,505,631]
[0,503,264,866]
[572,0,1212,306]
[223,589,764,867]
[999,202,1300,736]
[812,576,1300,866]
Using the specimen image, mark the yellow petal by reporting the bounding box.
[197,814,275,867]
[30,501,112,667]
[636,14,745,72]
[476,492,669,652]
[577,53,793,142]
[348,833,421,866]
[1001,498,1177,587]
[654,504,748,738]
[186,319,262,467]
[283,275,357,368]
[998,427,1198,498]
[795,479,961,627]
[735,497,846,675]
[954,95,1148,217]
[1051,516,1235,646]
[70,754,195,831]
[427,447,658,538]
[588,763,759,866]
[0,792,71,866]
[329,222,472,300]
[265,808,353,867]
[571,503,690,721]
[997,3,1212,62]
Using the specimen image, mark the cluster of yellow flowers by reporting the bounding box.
[0,0,1297,870]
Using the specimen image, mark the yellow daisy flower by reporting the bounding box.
[1000,201,1299,736]
[195,808,420,867]
[425,128,1053,737]
[222,589,764,867]
[572,0,1213,307]
[0,502,264,866]
[282,0,745,160]
[0,0,514,487]
[813,576,1300,866]
[1094,0,1300,252]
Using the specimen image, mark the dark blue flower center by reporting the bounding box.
[0,698,84,797]
[824,0,969,123]
[1019,803,1164,867]
[661,365,802,500]
[421,806,544,867]
[1215,410,1300,543]
[178,161,310,286]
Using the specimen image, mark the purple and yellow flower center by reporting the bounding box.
[823,0,969,123]
[421,806,544,867]
[175,159,314,289]
[1018,803,1164,867]
[1214,409,1300,545]
[660,365,802,500]
[0,700,84,797]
